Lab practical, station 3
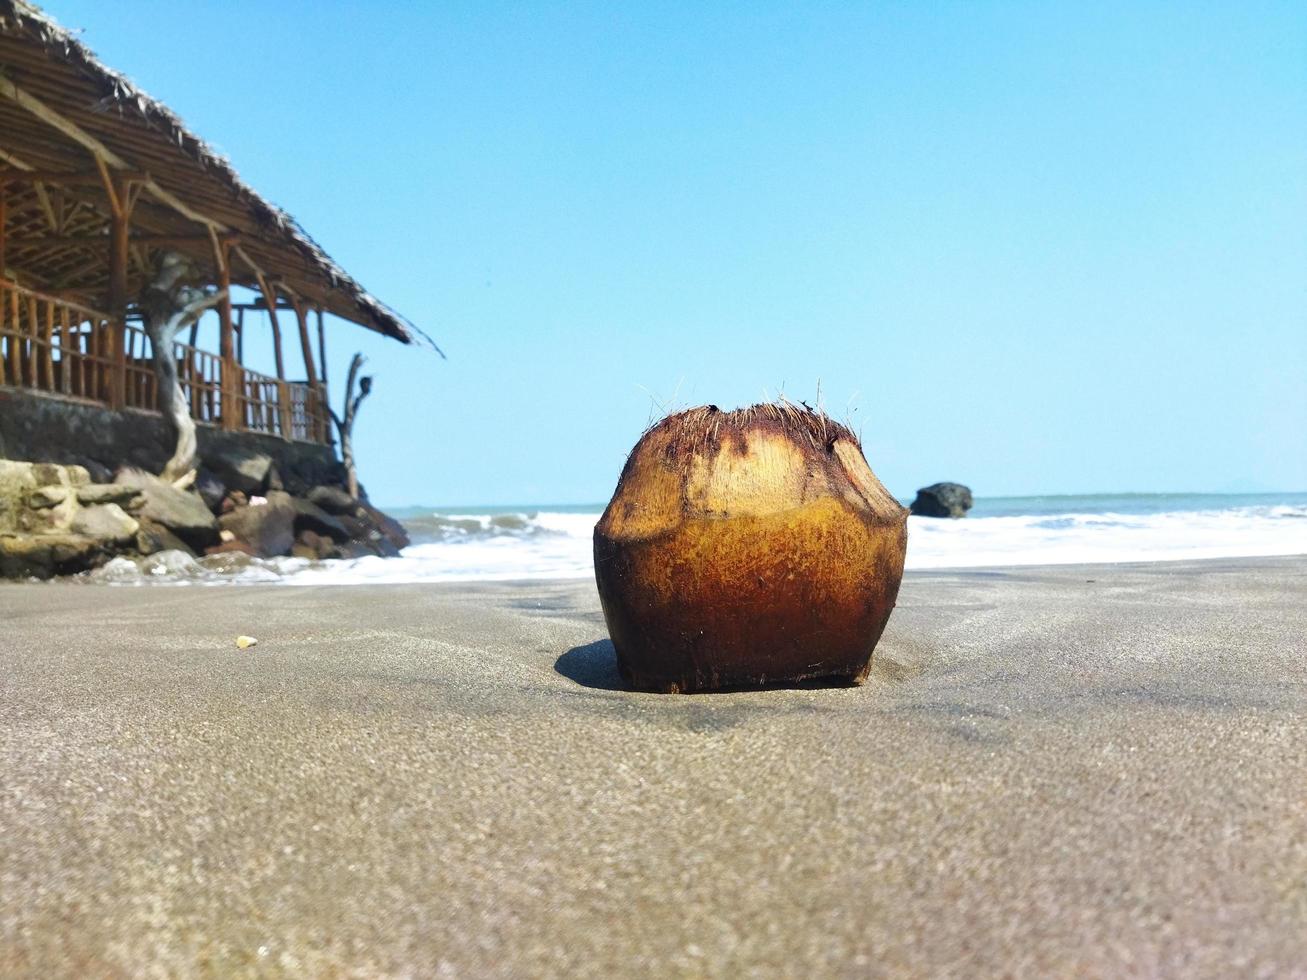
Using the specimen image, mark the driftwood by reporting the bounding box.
[138,250,225,483]
[329,353,372,499]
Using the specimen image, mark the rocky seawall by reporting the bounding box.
[0,450,408,580]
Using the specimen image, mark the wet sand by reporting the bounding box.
[1,558,1305,977]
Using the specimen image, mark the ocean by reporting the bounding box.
[87,491,1307,585]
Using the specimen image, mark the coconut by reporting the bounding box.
[593,402,909,693]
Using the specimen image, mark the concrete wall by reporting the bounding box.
[0,387,345,494]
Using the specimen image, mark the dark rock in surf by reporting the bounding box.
[909,482,973,519]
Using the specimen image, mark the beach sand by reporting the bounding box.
[1,558,1304,977]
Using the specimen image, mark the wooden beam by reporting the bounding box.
[5,234,238,249]
[0,148,36,172]
[290,296,319,391]
[0,169,125,185]
[0,183,7,279]
[32,183,58,230]
[253,271,287,381]
[0,76,227,233]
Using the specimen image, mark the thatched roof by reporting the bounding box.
[0,0,437,349]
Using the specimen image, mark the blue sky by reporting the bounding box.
[51,1,1307,505]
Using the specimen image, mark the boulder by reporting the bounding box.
[219,499,296,557]
[194,469,227,514]
[909,482,974,519]
[361,504,410,550]
[66,454,115,485]
[220,490,248,514]
[208,450,274,495]
[135,518,196,557]
[71,503,140,544]
[0,533,106,579]
[28,485,69,509]
[205,538,258,558]
[306,485,356,515]
[269,491,349,542]
[76,483,143,507]
[113,468,219,548]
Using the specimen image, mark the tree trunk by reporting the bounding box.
[139,251,225,484]
[147,315,195,482]
[331,353,371,500]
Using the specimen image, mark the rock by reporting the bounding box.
[332,540,379,560]
[76,483,143,507]
[208,450,274,495]
[67,455,115,484]
[0,533,106,579]
[909,482,974,519]
[219,499,295,558]
[205,538,257,558]
[28,486,69,509]
[113,468,219,549]
[361,504,410,549]
[71,503,140,544]
[31,463,70,487]
[295,528,338,559]
[135,518,196,557]
[127,445,167,472]
[306,485,356,515]
[269,491,349,542]
[194,469,226,514]
[220,490,248,514]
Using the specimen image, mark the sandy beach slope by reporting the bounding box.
[1,558,1305,977]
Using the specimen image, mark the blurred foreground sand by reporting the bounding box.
[2,558,1304,977]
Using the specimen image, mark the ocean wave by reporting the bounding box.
[81,502,1307,586]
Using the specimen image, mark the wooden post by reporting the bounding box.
[0,180,7,278]
[42,298,54,391]
[254,273,292,440]
[316,308,327,390]
[236,307,245,366]
[292,297,322,442]
[215,238,237,431]
[105,170,130,408]
[291,297,319,390]
[5,289,17,385]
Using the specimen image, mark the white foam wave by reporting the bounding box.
[84,504,1307,586]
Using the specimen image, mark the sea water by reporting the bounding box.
[88,491,1307,585]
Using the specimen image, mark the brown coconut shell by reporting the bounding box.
[594,402,909,693]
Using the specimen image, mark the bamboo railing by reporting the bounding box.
[0,277,329,445]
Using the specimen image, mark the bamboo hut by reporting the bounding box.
[0,0,435,456]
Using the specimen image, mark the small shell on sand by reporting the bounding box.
[235,635,258,650]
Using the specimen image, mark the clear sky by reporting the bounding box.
[49,1,1307,506]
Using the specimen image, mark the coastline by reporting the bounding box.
[2,557,1305,975]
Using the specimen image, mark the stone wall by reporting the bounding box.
[0,387,344,494]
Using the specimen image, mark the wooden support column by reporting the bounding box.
[316,308,327,390]
[100,165,135,410]
[290,297,322,441]
[291,297,319,390]
[0,179,7,277]
[213,235,238,431]
[254,272,292,439]
[253,273,286,381]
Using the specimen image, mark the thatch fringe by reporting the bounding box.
[646,400,862,457]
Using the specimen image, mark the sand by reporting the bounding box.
[1,558,1304,977]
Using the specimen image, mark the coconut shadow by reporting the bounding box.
[555,639,869,695]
